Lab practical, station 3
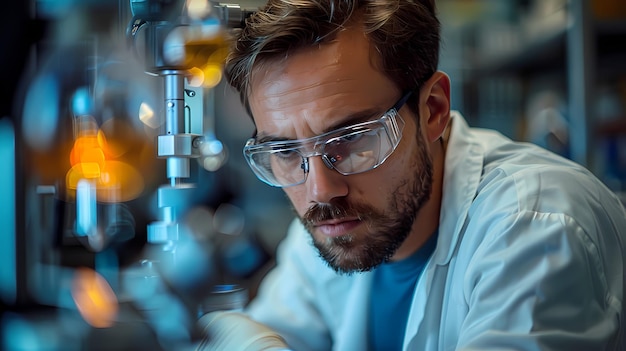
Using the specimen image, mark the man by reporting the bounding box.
[199,0,626,350]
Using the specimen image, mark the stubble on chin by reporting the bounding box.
[295,199,376,274]
[293,121,435,274]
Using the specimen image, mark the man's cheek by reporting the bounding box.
[284,189,306,215]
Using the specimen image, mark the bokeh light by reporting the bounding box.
[199,64,223,88]
[66,116,145,202]
[186,0,212,20]
[71,267,118,328]
[22,73,60,151]
[138,102,160,129]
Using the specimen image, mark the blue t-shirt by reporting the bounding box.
[368,230,438,350]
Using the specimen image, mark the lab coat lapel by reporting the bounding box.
[403,112,484,349]
[435,112,484,265]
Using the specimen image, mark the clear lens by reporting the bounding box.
[324,128,382,174]
[244,110,405,187]
[248,146,305,187]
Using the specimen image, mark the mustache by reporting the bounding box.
[302,199,374,226]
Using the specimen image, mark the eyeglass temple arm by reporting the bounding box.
[300,157,309,173]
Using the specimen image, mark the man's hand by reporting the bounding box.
[197,311,290,351]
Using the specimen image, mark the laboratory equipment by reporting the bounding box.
[0,1,258,349]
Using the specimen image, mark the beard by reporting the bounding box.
[298,129,434,275]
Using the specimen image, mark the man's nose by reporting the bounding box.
[305,156,348,203]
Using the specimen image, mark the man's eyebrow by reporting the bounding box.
[255,134,289,144]
[326,107,382,133]
[254,107,383,144]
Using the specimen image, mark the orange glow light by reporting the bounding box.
[200,64,222,88]
[66,119,145,202]
[97,160,144,202]
[71,267,119,328]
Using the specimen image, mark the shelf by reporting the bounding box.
[450,0,626,175]
[472,19,626,77]
[596,19,626,36]
[474,26,566,75]
[596,118,626,137]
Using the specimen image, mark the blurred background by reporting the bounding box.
[438,0,626,195]
[0,0,624,350]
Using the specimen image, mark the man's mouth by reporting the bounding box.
[314,218,361,238]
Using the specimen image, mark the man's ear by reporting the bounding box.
[419,71,451,143]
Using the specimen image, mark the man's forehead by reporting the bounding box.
[247,26,398,138]
[248,27,383,102]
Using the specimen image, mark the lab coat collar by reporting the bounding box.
[434,112,484,265]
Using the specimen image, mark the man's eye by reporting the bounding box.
[272,148,299,160]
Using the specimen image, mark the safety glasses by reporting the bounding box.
[243,91,412,187]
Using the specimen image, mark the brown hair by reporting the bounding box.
[225,0,440,116]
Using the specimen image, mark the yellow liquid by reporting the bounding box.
[183,36,230,70]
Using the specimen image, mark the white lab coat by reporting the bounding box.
[246,112,626,351]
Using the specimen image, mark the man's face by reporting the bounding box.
[248,27,434,274]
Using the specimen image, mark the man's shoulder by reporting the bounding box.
[461,138,626,247]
